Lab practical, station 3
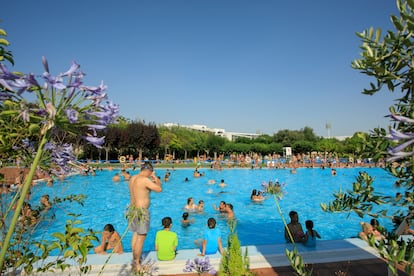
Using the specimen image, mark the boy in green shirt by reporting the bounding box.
[155,217,178,261]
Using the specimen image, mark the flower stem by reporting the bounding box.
[273,195,297,248]
[0,134,48,272]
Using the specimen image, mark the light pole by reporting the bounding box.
[325,122,331,139]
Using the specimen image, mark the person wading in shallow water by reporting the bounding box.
[128,162,162,272]
[285,210,306,243]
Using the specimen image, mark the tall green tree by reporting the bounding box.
[159,126,176,159]
[124,120,159,161]
[205,134,227,159]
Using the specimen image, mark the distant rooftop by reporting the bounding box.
[164,123,352,141]
[163,123,260,141]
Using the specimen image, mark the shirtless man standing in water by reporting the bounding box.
[128,162,162,271]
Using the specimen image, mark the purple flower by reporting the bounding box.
[25,73,40,88]
[67,76,83,89]
[8,79,30,95]
[86,92,107,106]
[42,72,66,90]
[391,113,414,124]
[183,257,215,274]
[81,80,107,96]
[0,64,20,80]
[0,79,15,93]
[387,124,414,162]
[43,143,76,176]
[61,61,80,77]
[87,104,118,125]
[65,108,78,123]
[84,135,105,148]
[42,56,50,73]
[3,57,119,161]
[87,124,107,130]
[44,142,54,151]
[22,138,35,152]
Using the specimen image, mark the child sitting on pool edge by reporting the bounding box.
[195,217,223,256]
[155,216,178,261]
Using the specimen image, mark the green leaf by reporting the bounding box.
[70,227,85,234]
[52,232,66,242]
[29,123,40,133]
[63,250,75,258]
[375,28,381,43]
[0,38,9,46]
[79,244,87,258]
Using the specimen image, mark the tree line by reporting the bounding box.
[80,118,376,162]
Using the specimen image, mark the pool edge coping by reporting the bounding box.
[30,237,391,275]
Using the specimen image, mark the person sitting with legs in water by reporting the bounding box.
[94,224,123,254]
[195,217,223,256]
[155,217,178,261]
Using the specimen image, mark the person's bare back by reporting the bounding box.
[129,175,151,208]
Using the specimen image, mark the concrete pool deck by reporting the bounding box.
[31,238,393,275]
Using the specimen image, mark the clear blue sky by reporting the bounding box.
[2,0,399,137]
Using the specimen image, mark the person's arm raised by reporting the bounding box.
[147,172,162,192]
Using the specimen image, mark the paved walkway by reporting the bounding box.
[30,238,389,275]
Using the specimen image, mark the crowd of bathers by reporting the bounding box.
[358,212,414,242]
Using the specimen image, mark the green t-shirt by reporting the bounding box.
[155,229,178,261]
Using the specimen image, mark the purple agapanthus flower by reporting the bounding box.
[42,72,66,90]
[0,63,20,80]
[87,124,107,130]
[387,114,414,162]
[22,138,35,152]
[7,79,31,95]
[67,76,83,89]
[84,135,105,148]
[86,101,119,125]
[86,92,107,106]
[61,61,80,77]
[2,57,119,164]
[80,80,107,96]
[0,79,15,94]
[42,56,50,73]
[43,142,76,176]
[65,108,79,123]
[183,257,216,274]
[25,73,40,88]
[390,113,414,124]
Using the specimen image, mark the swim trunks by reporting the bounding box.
[126,206,150,234]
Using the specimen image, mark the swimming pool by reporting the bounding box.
[29,167,400,254]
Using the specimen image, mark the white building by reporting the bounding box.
[163,123,259,141]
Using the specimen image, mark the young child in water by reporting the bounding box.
[181,212,194,227]
[304,220,321,247]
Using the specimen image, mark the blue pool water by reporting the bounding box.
[28,167,399,254]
